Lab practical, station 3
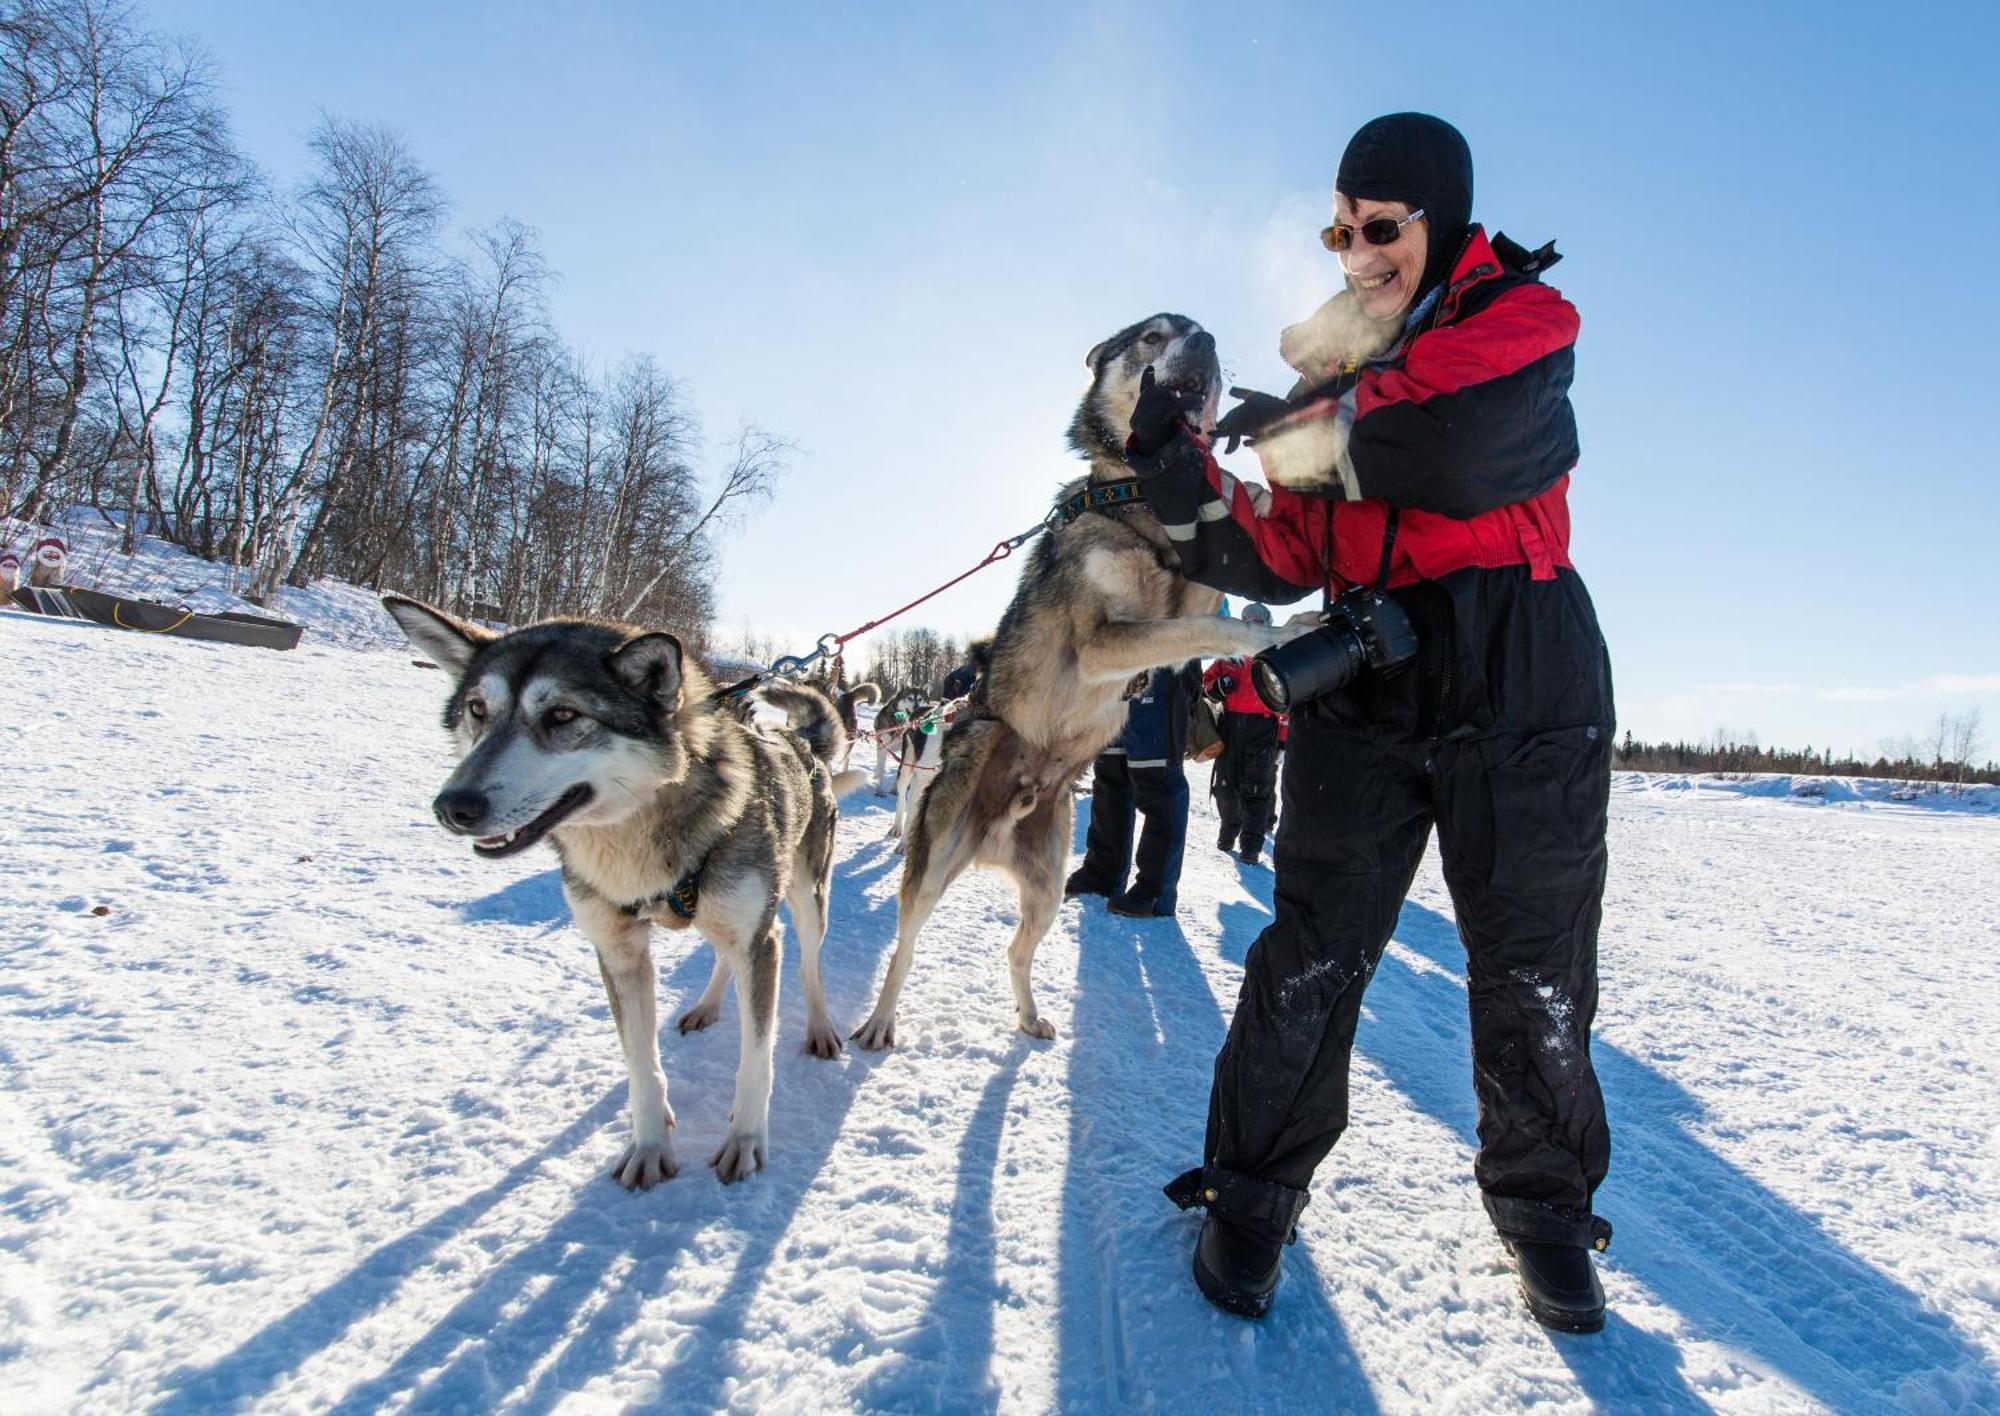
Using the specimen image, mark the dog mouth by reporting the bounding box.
[473,783,594,858]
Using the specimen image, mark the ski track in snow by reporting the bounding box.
[2,610,1997,1414]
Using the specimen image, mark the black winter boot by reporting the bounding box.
[1505,1239,1605,1333]
[1064,869,1110,900]
[1485,1198,1611,1333]
[1166,1166,1309,1320]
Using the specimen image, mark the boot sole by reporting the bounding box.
[1517,1283,1605,1334]
[1192,1246,1274,1320]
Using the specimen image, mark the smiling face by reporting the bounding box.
[1334,193,1428,322]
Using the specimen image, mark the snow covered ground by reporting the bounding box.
[3,603,1998,1413]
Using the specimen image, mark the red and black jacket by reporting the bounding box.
[1151,227,1580,602]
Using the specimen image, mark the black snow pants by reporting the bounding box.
[1203,565,1615,1243]
[1078,750,1191,910]
[1213,711,1281,853]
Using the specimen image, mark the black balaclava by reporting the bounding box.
[1335,113,1474,299]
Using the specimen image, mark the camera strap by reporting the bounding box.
[1375,507,1400,591]
[1317,499,1399,612]
[1322,501,1335,612]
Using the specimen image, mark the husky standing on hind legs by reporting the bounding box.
[385,598,865,1187]
[849,315,1315,1049]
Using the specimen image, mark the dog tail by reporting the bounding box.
[839,681,881,712]
[754,680,848,766]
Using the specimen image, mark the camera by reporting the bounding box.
[1250,586,1419,712]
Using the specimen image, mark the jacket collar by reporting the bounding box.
[1432,224,1504,325]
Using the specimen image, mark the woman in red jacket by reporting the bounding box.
[1140,114,1614,1331]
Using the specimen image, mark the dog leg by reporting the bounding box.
[570,891,678,1189]
[713,919,780,1182]
[678,952,732,1033]
[852,809,974,1050]
[1004,789,1071,1040]
[874,736,894,797]
[890,761,915,846]
[1075,618,1301,687]
[787,871,842,1058]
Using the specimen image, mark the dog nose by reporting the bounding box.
[1185,330,1214,354]
[434,788,490,832]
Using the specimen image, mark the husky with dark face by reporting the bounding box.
[873,684,949,846]
[849,315,1311,1049]
[385,598,865,1187]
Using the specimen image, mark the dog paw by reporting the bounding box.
[805,1021,845,1059]
[851,1015,897,1051]
[677,1000,721,1033]
[711,1130,767,1183]
[610,1138,679,1190]
[1275,610,1325,643]
[1017,1014,1058,1041]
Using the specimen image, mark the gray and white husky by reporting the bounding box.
[385,598,865,1187]
[849,315,1313,1049]
[872,684,948,846]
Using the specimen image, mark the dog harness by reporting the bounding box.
[619,859,705,924]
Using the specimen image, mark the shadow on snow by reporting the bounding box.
[153,801,1995,1412]
[155,847,899,1413]
[1362,899,1996,1410]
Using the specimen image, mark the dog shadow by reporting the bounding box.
[457,868,569,928]
[154,847,900,1413]
[850,1038,1035,1412]
[1365,900,1997,1411]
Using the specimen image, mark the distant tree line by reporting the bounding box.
[1,0,782,643]
[720,624,973,700]
[1616,709,1994,785]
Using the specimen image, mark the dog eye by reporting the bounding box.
[546,707,580,727]
[1140,331,1163,345]
[466,698,487,720]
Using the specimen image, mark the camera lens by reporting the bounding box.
[1251,622,1367,712]
[1250,656,1292,712]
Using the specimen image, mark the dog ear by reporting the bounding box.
[383,595,493,673]
[1084,339,1107,371]
[610,632,684,711]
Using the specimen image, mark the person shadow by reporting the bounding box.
[1052,796,1382,1413]
[153,847,902,1414]
[1364,899,1998,1411]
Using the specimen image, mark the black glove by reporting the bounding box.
[1210,387,1294,454]
[1126,365,1204,457]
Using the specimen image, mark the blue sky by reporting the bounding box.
[148,0,1998,756]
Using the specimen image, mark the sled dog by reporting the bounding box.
[873,684,949,846]
[832,680,880,772]
[850,315,1309,1048]
[386,598,865,1186]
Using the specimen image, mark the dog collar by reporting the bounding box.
[1055,477,1146,524]
[619,859,705,922]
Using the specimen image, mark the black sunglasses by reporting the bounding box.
[1320,208,1425,253]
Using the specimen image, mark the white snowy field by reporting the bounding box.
[2,607,1998,1414]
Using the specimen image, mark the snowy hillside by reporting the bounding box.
[2,601,1997,1412]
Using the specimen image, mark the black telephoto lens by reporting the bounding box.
[1250,622,1368,712]
[1248,589,1420,713]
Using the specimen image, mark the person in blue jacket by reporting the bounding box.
[1065,661,1201,917]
